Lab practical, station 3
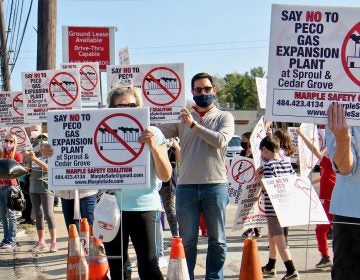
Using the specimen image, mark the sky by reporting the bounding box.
[5,0,360,102]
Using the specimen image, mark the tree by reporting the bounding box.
[216,66,265,110]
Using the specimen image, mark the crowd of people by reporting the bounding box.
[1,72,356,280]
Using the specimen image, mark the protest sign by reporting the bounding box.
[262,175,329,227]
[47,108,150,190]
[266,5,360,125]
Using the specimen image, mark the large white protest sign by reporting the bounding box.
[232,181,267,231]
[61,62,101,104]
[250,116,266,170]
[47,108,150,190]
[107,63,185,123]
[0,91,25,126]
[298,123,320,177]
[262,175,329,227]
[266,5,360,125]
[22,70,81,123]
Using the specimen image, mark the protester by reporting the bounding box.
[158,72,234,279]
[103,86,172,280]
[159,137,180,237]
[297,128,335,269]
[256,135,300,280]
[326,103,360,279]
[24,133,57,253]
[0,133,23,249]
[20,124,43,225]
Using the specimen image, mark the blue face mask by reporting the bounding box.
[193,93,216,108]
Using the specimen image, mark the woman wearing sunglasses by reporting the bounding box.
[103,86,172,280]
[0,133,23,249]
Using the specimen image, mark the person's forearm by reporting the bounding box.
[333,134,353,175]
[297,130,322,160]
[151,144,172,182]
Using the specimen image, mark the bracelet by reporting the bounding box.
[190,121,197,129]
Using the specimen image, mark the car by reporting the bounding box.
[226,135,243,157]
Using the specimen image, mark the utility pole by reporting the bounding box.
[37,0,57,70]
[0,0,11,90]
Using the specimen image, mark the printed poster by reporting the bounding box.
[47,108,150,190]
[22,70,81,123]
[232,181,267,231]
[262,175,329,227]
[107,63,185,123]
[266,4,360,125]
[61,62,101,104]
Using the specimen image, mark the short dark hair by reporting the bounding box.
[259,135,280,153]
[191,72,214,89]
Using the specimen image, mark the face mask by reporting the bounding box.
[240,141,248,150]
[31,131,41,139]
[4,143,14,152]
[193,93,216,108]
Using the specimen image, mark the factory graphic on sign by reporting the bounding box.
[346,33,360,68]
[98,126,140,150]
[143,67,182,106]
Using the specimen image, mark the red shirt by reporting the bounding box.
[0,151,23,186]
[319,156,336,200]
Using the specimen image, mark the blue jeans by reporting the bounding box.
[176,184,228,280]
[61,195,96,231]
[0,186,17,246]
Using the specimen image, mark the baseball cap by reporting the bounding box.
[92,193,120,242]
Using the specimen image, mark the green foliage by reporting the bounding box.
[215,66,266,110]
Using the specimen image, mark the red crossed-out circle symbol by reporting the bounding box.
[231,159,255,184]
[94,113,145,165]
[12,93,23,116]
[79,65,98,91]
[341,22,360,86]
[142,67,182,106]
[10,126,26,145]
[49,72,79,106]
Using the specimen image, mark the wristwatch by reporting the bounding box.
[190,121,198,129]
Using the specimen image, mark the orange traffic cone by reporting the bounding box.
[80,218,90,256]
[166,237,190,280]
[67,224,89,280]
[239,239,263,280]
[88,236,110,280]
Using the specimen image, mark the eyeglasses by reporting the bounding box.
[113,103,138,108]
[4,139,14,143]
[193,86,213,94]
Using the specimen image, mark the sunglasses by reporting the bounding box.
[113,103,138,108]
[193,86,213,94]
[4,139,14,143]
